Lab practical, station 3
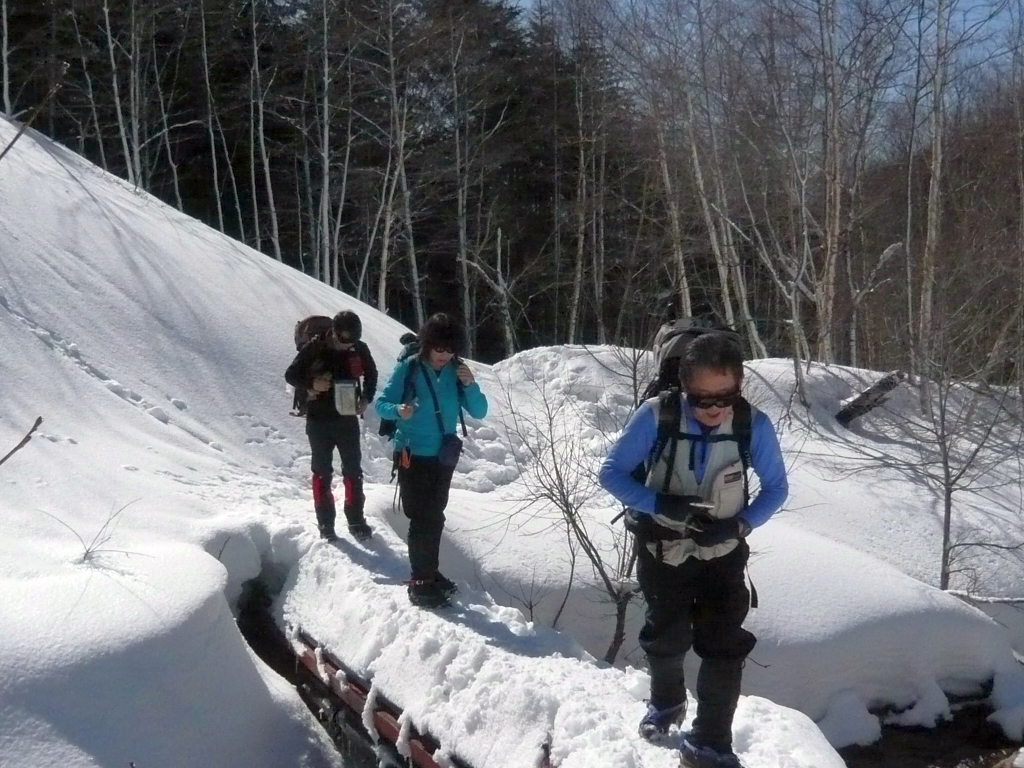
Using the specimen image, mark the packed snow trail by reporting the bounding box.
[281,499,846,768]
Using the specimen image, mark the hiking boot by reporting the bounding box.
[408,579,452,609]
[639,701,686,742]
[435,573,459,597]
[348,521,373,542]
[318,525,338,543]
[679,735,742,768]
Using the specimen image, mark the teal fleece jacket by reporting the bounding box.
[375,358,488,456]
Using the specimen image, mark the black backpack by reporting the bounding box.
[291,315,334,416]
[378,339,421,439]
[640,318,743,401]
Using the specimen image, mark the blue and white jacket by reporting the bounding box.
[598,398,788,530]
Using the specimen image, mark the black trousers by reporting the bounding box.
[306,416,365,531]
[397,455,455,581]
[637,540,756,751]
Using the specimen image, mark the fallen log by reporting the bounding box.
[292,627,553,768]
[835,371,907,428]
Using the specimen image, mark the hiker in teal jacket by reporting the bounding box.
[375,313,487,608]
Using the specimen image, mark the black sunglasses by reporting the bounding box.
[686,390,741,410]
[432,347,454,355]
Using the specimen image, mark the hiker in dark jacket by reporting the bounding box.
[599,333,787,768]
[375,313,487,608]
[285,310,378,542]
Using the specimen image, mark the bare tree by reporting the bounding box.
[499,366,640,663]
[103,0,133,185]
[1,0,9,117]
[251,0,282,261]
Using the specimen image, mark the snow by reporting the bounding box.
[1,112,1023,766]
[281,528,843,768]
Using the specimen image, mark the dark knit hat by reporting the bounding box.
[332,310,362,342]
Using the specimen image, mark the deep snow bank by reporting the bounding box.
[0,533,339,768]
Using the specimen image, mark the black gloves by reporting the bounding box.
[688,516,751,548]
[646,495,752,547]
[654,494,706,522]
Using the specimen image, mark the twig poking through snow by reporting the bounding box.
[0,416,43,468]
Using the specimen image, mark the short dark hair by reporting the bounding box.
[680,332,744,390]
[332,310,362,341]
[417,313,465,356]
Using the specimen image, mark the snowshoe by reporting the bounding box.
[679,735,743,768]
[639,701,686,742]
[347,521,373,542]
[318,525,338,543]
[408,579,452,609]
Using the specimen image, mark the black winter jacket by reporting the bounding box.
[285,338,378,420]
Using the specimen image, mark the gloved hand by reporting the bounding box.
[654,494,706,523]
[625,508,685,542]
[689,515,751,548]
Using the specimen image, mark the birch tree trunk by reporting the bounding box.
[817,0,841,363]
[905,0,927,378]
[568,67,587,344]
[71,5,107,171]
[103,0,134,185]
[377,158,401,313]
[215,112,246,242]
[386,6,423,325]
[1,0,9,116]
[319,0,332,286]
[252,0,282,261]
[199,0,224,230]
[151,38,182,210]
[919,0,948,410]
[452,27,473,354]
[249,69,261,252]
[655,122,693,316]
[128,0,142,189]
[331,55,354,291]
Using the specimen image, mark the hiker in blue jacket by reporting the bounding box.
[599,332,787,768]
[376,313,488,608]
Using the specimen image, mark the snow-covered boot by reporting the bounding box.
[348,521,373,542]
[679,735,743,768]
[638,701,686,742]
[435,573,459,597]
[408,579,451,609]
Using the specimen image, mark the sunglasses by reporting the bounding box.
[686,390,741,410]
[432,347,454,355]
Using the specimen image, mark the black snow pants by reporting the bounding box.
[397,455,455,581]
[637,539,756,752]
[306,416,365,533]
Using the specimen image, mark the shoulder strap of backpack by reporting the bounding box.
[732,397,753,508]
[647,389,682,493]
[402,358,418,401]
[419,361,467,437]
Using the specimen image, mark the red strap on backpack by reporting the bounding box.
[348,351,363,378]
